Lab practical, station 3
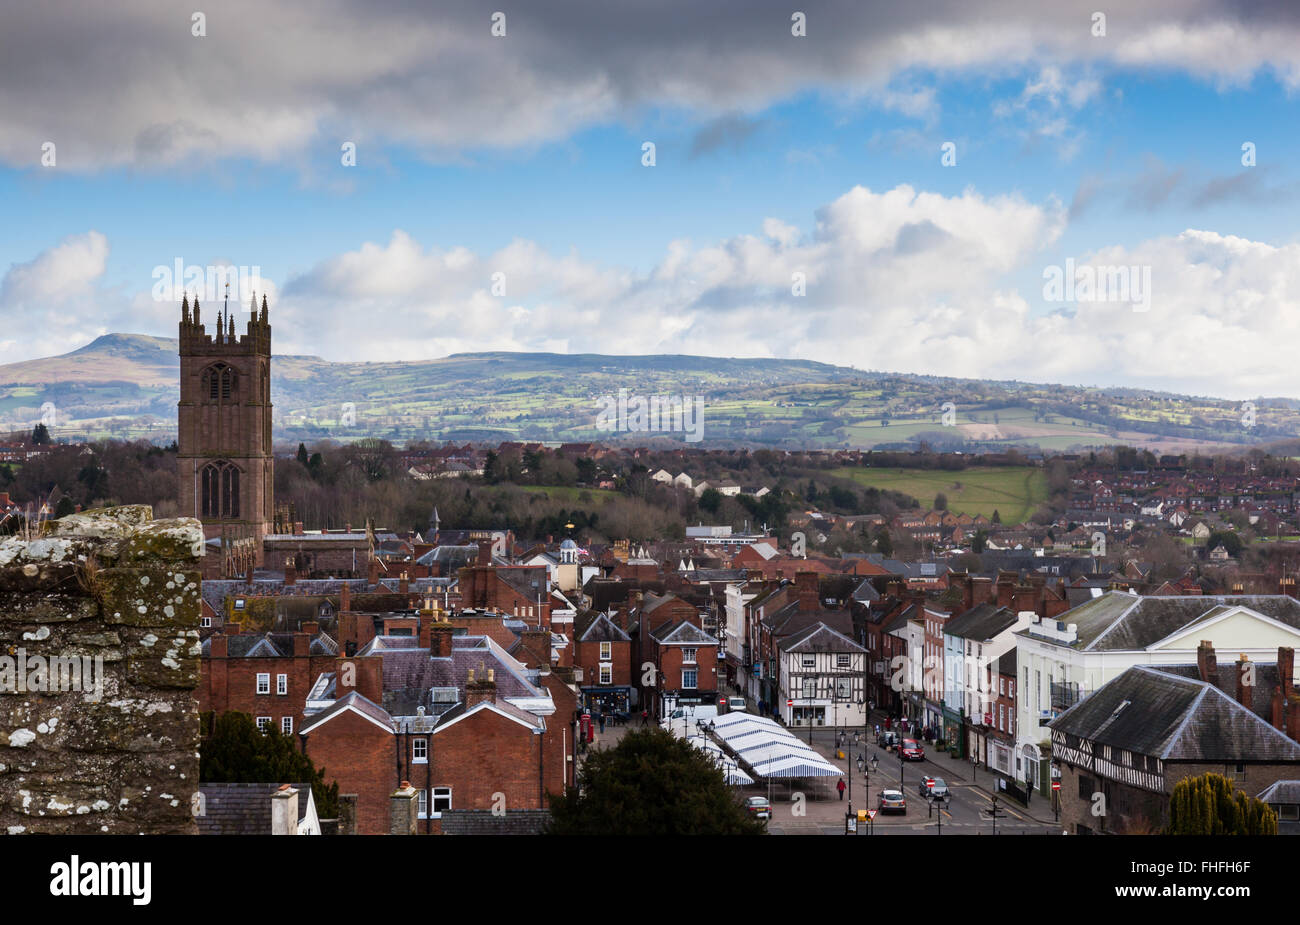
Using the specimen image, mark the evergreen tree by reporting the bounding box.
[1167,772,1276,835]
[546,728,764,835]
[199,711,339,817]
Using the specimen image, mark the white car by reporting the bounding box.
[726,697,747,713]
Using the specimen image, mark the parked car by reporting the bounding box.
[919,777,949,800]
[661,705,719,733]
[726,696,747,713]
[745,796,771,820]
[878,789,907,814]
[900,738,925,761]
[878,731,900,750]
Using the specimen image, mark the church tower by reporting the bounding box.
[177,288,274,576]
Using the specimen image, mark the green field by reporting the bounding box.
[831,466,1048,523]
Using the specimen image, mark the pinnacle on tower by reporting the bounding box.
[228,312,235,338]
[193,297,201,325]
[260,293,269,323]
[181,292,190,324]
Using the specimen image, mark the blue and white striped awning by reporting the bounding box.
[706,713,843,779]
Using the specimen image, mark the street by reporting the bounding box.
[759,726,1063,836]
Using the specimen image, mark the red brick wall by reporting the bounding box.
[199,643,336,733]
[303,709,396,836]
[656,643,717,693]
[430,707,546,814]
[574,639,632,689]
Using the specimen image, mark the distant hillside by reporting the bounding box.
[0,333,1296,452]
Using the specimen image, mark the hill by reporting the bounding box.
[1,334,1296,452]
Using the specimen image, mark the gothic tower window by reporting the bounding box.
[201,461,241,518]
[203,364,237,401]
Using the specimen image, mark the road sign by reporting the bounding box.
[926,778,934,789]
[786,699,793,707]
[1051,781,1061,791]
[866,809,877,820]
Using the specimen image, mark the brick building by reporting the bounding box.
[299,613,576,834]
[199,625,339,735]
[573,611,634,714]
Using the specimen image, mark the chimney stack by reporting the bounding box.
[478,539,495,566]
[284,558,297,586]
[271,785,299,836]
[399,571,410,596]
[1196,640,1218,685]
[367,557,380,585]
[429,619,454,658]
[389,782,419,836]
[466,667,497,708]
[795,571,819,612]
[1235,655,1254,710]
[340,582,351,612]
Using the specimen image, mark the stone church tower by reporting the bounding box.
[177,290,274,577]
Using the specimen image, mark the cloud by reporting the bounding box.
[689,114,766,158]
[6,1,1300,168]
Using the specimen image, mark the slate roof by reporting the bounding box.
[200,631,338,657]
[439,809,551,835]
[300,690,395,733]
[578,613,631,643]
[358,634,548,718]
[1050,665,1300,762]
[778,622,866,654]
[649,620,718,645]
[1037,592,1300,651]
[196,783,315,835]
[942,603,1018,642]
[1257,780,1300,804]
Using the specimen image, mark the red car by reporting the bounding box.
[900,738,925,761]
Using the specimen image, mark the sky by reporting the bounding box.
[2,0,1300,399]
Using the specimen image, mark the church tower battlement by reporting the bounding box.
[177,289,274,576]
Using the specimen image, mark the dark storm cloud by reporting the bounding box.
[2,0,1299,168]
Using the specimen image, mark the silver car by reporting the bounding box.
[919,777,949,800]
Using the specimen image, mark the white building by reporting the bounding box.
[777,623,869,728]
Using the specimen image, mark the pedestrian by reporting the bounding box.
[598,713,606,734]
[640,709,648,726]
[837,778,846,801]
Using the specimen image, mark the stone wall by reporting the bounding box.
[0,505,204,834]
